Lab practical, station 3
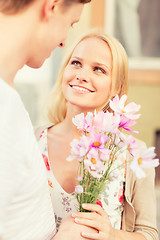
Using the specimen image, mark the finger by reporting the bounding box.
[74,217,101,231]
[72,211,99,220]
[81,231,102,240]
[82,203,107,216]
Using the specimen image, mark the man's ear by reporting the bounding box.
[42,0,60,20]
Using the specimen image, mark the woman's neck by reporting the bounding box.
[61,112,81,139]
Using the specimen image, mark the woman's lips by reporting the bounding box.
[69,84,94,93]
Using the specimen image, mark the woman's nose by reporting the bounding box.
[76,77,87,83]
[76,68,90,83]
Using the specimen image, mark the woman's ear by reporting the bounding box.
[42,0,59,20]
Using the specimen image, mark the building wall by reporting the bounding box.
[128,82,160,147]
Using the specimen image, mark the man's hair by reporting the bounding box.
[0,0,35,14]
[63,0,91,7]
[0,0,91,14]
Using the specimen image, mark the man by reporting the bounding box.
[0,0,92,239]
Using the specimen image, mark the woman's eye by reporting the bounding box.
[94,67,106,74]
[71,60,81,67]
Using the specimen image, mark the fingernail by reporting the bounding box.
[75,218,80,223]
[72,213,77,218]
[82,204,87,208]
[81,232,86,237]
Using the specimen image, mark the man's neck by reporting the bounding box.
[0,51,25,86]
[0,7,38,85]
[0,19,26,85]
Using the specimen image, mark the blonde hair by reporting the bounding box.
[46,29,128,124]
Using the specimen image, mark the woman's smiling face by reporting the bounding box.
[62,37,113,111]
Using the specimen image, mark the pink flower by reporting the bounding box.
[72,112,93,132]
[102,111,120,133]
[93,110,105,129]
[119,115,138,133]
[93,110,120,134]
[70,135,90,158]
[130,147,159,178]
[72,113,84,130]
[75,185,83,194]
[42,154,50,171]
[77,176,83,181]
[110,95,141,120]
[99,148,110,162]
[84,148,105,178]
[124,135,139,156]
[86,148,100,164]
[90,132,109,149]
[85,165,103,178]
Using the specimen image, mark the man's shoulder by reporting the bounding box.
[0,78,32,143]
[0,78,19,98]
[0,78,20,111]
[0,78,25,124]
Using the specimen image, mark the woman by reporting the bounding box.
[36,30,158,240]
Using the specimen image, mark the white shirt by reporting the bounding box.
[0,79,56,240]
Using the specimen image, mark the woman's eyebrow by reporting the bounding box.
[70,57,111,71]
[93,62,111,71]
[70,56,82,61]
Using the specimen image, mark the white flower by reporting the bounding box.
[110,94,141,120]
[130,147,159,178]
[75,185,83,194]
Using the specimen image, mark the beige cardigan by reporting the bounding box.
[35,125,158,240]
[123,142,158,240]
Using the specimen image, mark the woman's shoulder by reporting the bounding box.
[34,123,54,141]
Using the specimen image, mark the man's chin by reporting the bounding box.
[26,59,45,69]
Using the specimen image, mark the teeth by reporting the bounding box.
[72,86,91,93]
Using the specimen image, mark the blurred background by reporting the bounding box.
[14,0,160,236]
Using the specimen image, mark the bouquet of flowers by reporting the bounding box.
[67,95,159,212]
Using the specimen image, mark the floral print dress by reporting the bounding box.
[38,129,126,231]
